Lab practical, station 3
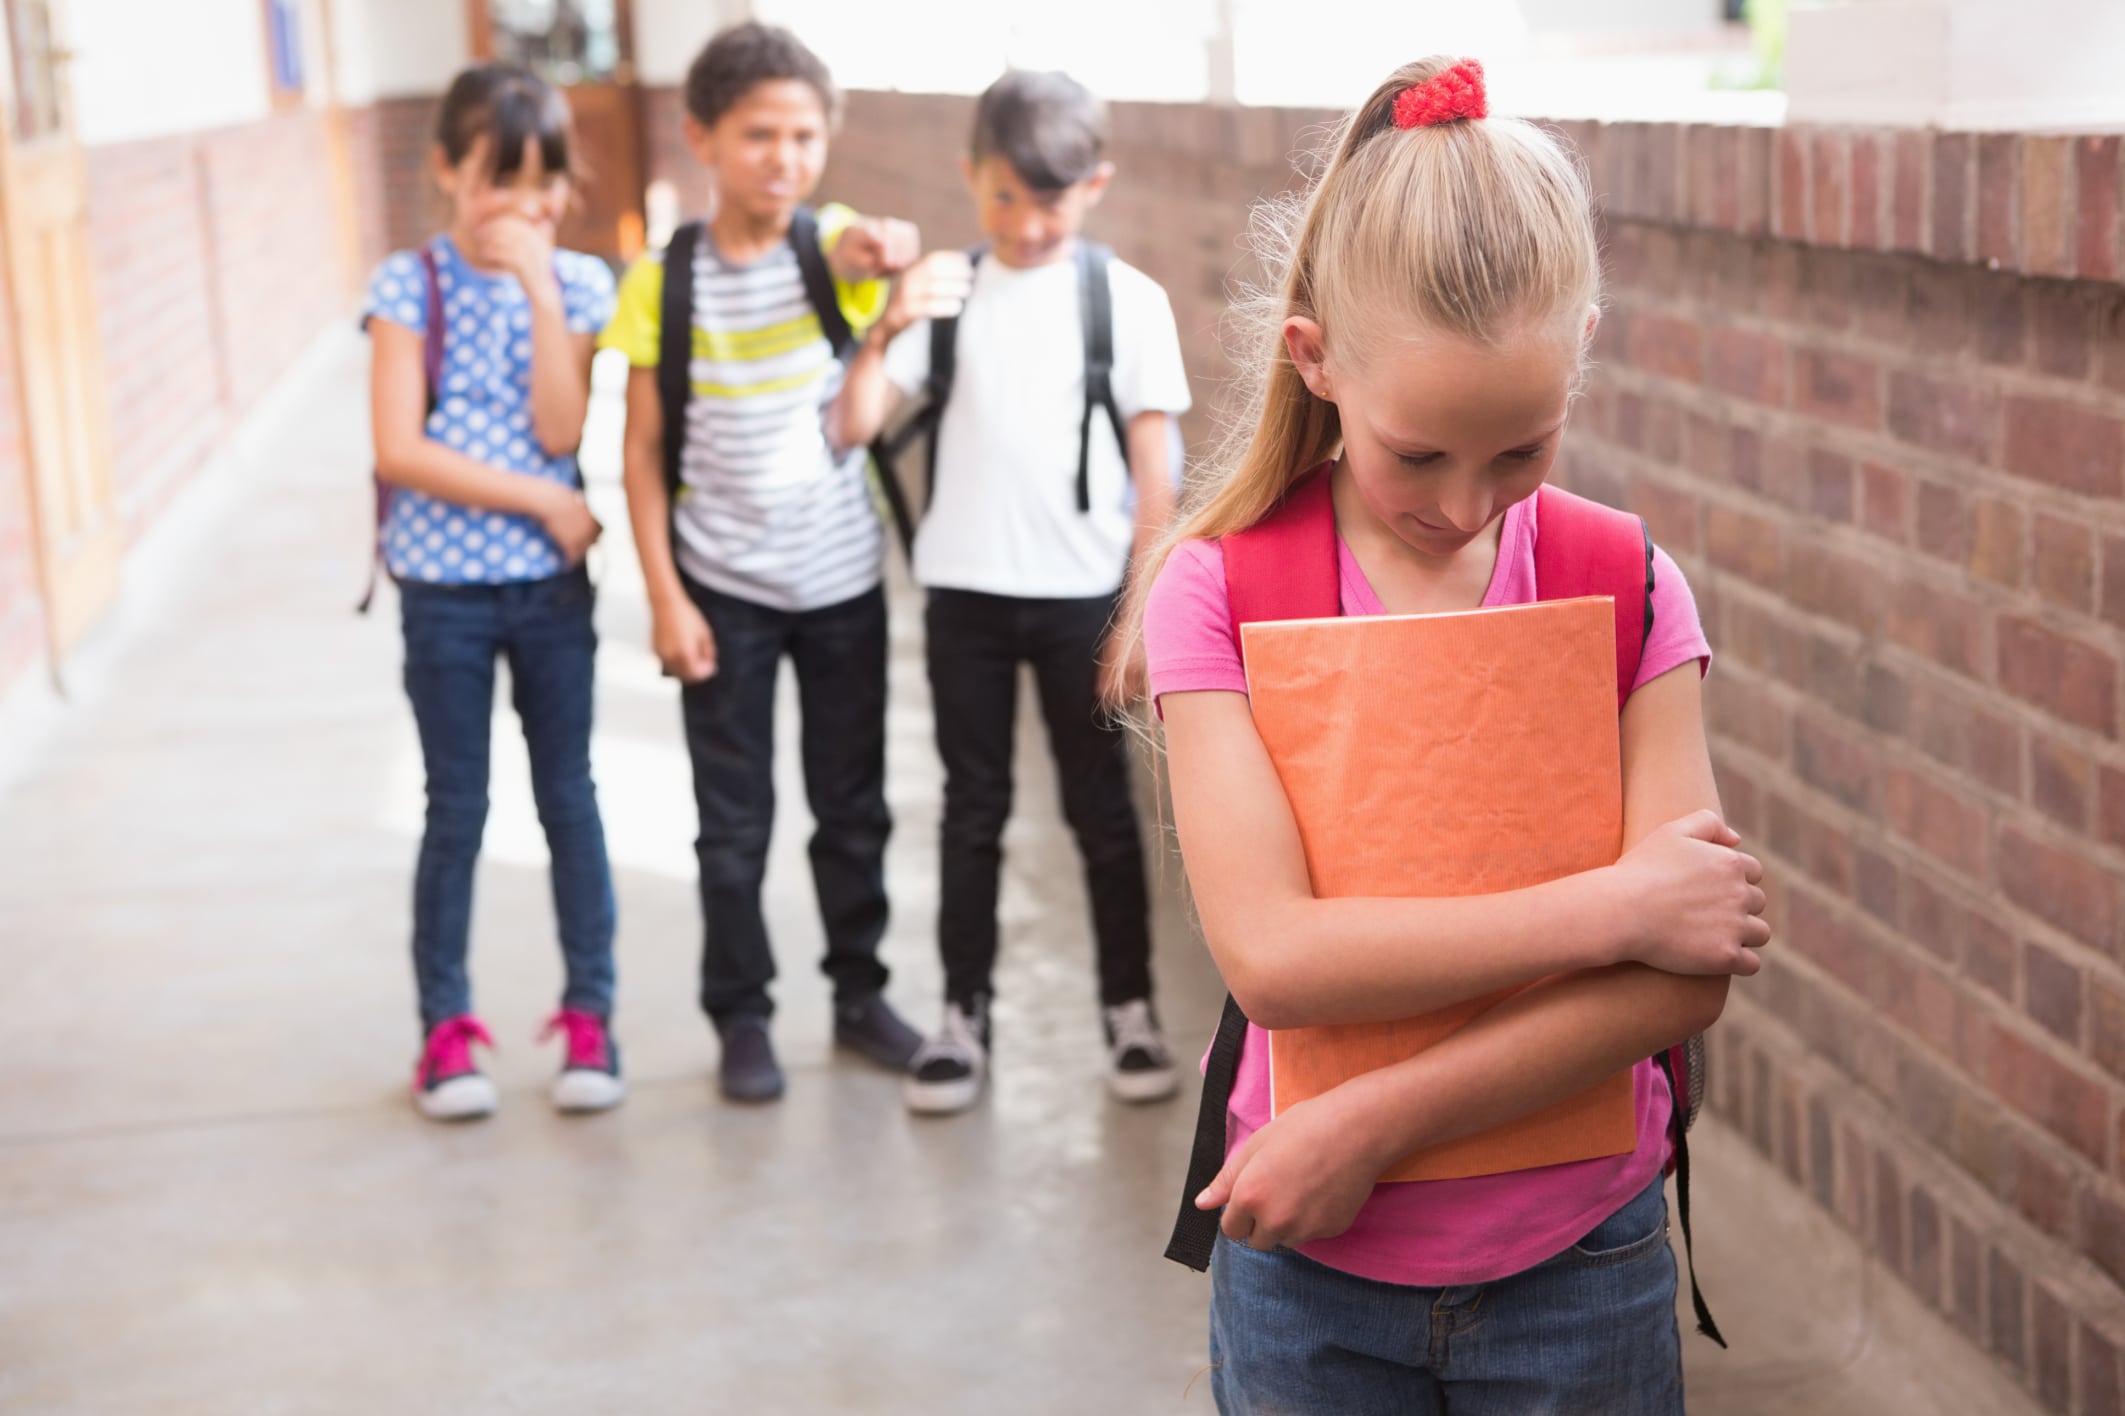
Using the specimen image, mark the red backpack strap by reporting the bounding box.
[1222,464,1340,645]
[1531,484,1653,710]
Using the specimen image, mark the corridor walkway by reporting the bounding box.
[0,331,2039,1414]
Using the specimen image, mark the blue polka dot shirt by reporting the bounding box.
[362,235,616,585]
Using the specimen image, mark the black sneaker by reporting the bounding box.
[903,997,990,1116]
[715,1015,785,1103]
[1103,999,1178,1103]
[834,993,922,1070]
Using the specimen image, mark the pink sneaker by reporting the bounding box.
[540,1009,625,1114]
[413,1015,498,1121]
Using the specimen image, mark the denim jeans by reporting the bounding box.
[679,577,892,1022]
[1209,1177,1684,1415]
[925,588,1152,1009]
[399,568,616,1031]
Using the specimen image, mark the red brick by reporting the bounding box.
[1998,616,2119,737]
[1905,264,1969,354]
[1882,765,1989,876]
[1856,845,1901,925]
[1848,133,1882,250]
[1811,130,1850,246]
[2080,135,2123,282]
[1886,372,1996,462]
[2033,513,2096,614]
[1626,311,1702,383]
[1969,497,2026,587]
[1793,348,1881,431]
[1808,450,1855,523]
[1907,1183,1943,1302]
[2003,396,2125,498]
[1859,462,1907,544]
[2000,825,2122,953]
[1970,710,2026,797]
[2032,736,2091,829]
[1978,133,2021,268]
[2102,765,2125,853]
[1706,670,1788,759]
[2091,1323,2125,1416]
[1628,475,1698,554]
[2022,135,2073,278]
[1794,713,1880,813]
[1723,596,1806,682]
[1777,128,1809,241]
[2106,534,2125,631]
[1682,410,1729,484]
[1702,325,1786,405]
[1914,481,1968,563]
[1787,542,1882,634]
[1737,126,1773,236]
[1988,1245,2030,1377]
[2030,282,2096,378]
[2024,941,2085,1044]
[1949,1214,1986,1338]
[1891,130,1929,252]
[1933,134,1975,264]
[1985,1023,2109,1162]
[2093,975,2125,1080]
[1975,272,2029,365]
[1885,580,1986,679]
[1704,504,1782,589]
[2080,1188,2125,1292]
[1964,914,2019,999]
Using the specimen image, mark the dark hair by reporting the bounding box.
[683,21,839,128]
[970,70,1107,191]
[435,63,576,182]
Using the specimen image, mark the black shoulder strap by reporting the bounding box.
[869,246,982,556]
[1076,240,1127,514]
[788,205,855,360]
[1165,993,1250,1271]
[658,222,700,501]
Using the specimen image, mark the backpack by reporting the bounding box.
[867,239,1128,554]
[357,244,445,614]
[1162,467,1724,1348]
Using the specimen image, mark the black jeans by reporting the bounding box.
[925,588,1153,1009]
[680,577,892,1022]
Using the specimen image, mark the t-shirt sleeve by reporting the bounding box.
[1144,537,1250,707]
[1112,265,1192,421]
[560,253,618,335]
[598,254,665,366]
[1632,543,1713,691]
[362,251,430,335]
[816,202,891,334]
[882,318,932,398]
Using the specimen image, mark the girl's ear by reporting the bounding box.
[1282,316,1333,401]
[1583,304,1601,347]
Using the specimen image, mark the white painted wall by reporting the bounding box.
[68,0,271,146]
[634,0,753,86]
[331,0,469,104]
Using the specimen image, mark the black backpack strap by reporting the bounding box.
[867,248,980,559]
[788,205,856,360]
[1076,240,1127,514]
[1165,992,1251,1271]
[657,222,700,502]
[1655,1049,1726,1347]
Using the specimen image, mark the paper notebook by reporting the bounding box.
[1242,596,1639,1184]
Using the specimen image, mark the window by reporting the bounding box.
[263,0,305,104]
[4,0,65,140]
[486,0,627,86]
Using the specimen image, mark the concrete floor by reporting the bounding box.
[0,332,2042,1414]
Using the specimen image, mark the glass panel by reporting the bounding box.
[268,0,306,94]
[488,0,623,85]
[6,0,65,140]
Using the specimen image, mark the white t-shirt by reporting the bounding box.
[883,250,1192,599]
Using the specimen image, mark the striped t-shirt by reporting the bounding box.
[602,205,889,612]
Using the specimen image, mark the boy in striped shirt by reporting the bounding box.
[602,22,936,1102]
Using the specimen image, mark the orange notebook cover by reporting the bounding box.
[1242,596,1638,1184]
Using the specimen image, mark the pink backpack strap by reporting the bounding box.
[1222,463,1340,644]
[1530,484,1652,710]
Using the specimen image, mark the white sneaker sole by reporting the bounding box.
[904,1072,984,1115]
[1108,1064,1180,1104]
[552,1069,626,1114]
[417,1073,498,1121]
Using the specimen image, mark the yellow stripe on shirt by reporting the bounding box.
[689,364,833,400]
[690,315,826,364]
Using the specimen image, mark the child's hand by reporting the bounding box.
[651,596,717,683]
[882,251,975,341]
[1610,810,1770,976]
[477,214,561,308]
[833,217,921,282]
[537,486,603,566]
[1196,1090,1384,1252]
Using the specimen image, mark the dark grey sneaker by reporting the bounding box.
[715,1016,784,1103]
[903,997,990,1116]
[834,993,922,1071]
[1103,999,1179,1103]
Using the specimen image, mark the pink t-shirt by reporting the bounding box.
[1144,490,1712,1287]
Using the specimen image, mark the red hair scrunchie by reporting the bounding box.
[1392,59,1488,129]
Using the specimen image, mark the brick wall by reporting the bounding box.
[366,96,442,260]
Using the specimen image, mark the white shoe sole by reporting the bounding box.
[552,1069,626,1113]
[417,1073,498,1121]
[904,1072,984,1115]
[1108,1064,1180,1104]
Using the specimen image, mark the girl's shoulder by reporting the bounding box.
[553,247,617,293]
[364,245,441,331]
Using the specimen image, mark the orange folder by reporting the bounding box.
[1242,597,1638,1183]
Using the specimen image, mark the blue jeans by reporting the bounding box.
[1209,1177,1684,1415]
[399,568,616,1031]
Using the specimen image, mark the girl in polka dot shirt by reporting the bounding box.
[363,64,622,1124]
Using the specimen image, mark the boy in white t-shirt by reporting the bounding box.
[835,69,1192,1115]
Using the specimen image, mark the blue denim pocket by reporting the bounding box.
[1563,1178,1670,1268]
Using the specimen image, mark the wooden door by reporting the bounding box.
[471,0,645,264]
[0,0,119,664]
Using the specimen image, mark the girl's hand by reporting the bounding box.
[651,595,717,683]
[1196,1090,1385,1253]
[537,485,602,566]
[881,251,975,342]
[833,217,921,282]
[1608,809,1770,976]
[477,214,561,309]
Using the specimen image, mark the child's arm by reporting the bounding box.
[1162,669,1766,1031]
[476,215,597,457]
[618,368,716,682]
[828,251,975,452]
[370,320,599,564]
[1196,664,1747,1251]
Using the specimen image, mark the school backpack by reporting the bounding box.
[1162,467,1723,1347]
[357,245,445,614]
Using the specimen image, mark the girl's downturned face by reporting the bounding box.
[439,137,570,235]
[1297,318,1582,559]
